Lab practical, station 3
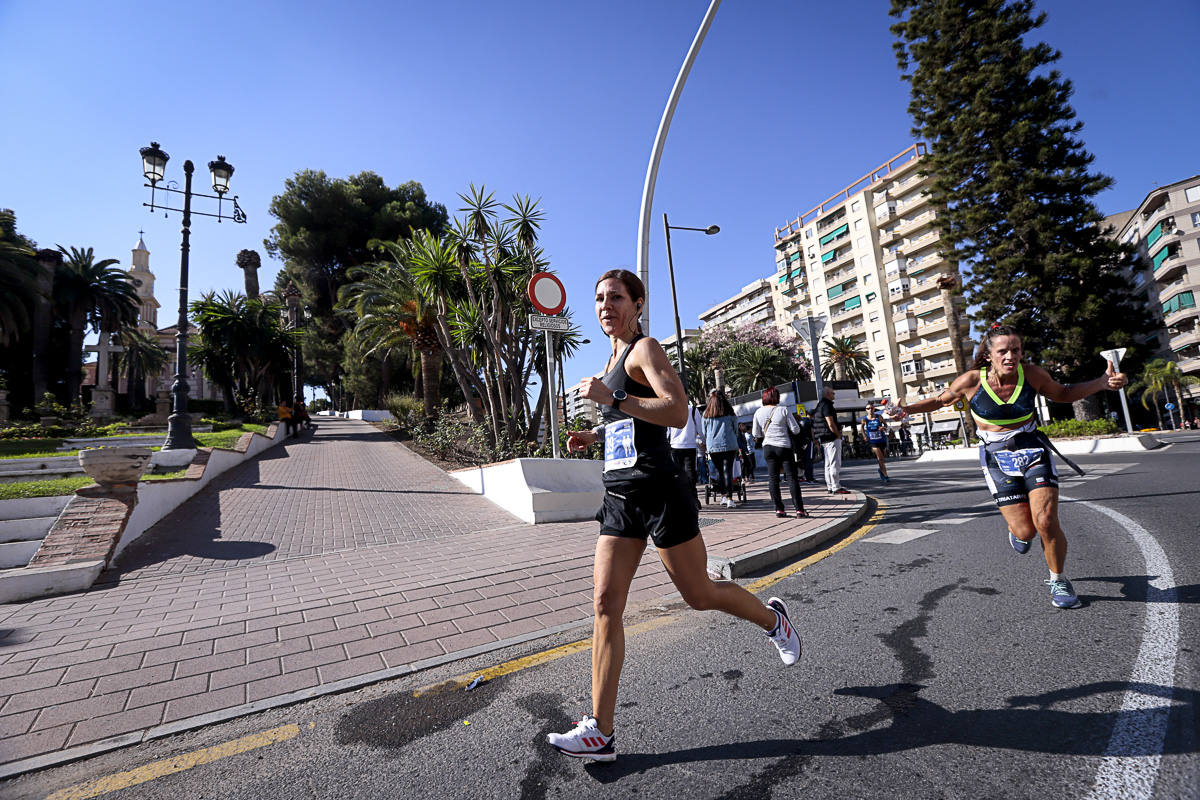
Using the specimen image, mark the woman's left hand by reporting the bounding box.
[1102,359,1127,390]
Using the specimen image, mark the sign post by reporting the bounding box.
[953,398,969,447]
[527,273,567,458]
[791,314,828,400]
[1099,347,1133,434]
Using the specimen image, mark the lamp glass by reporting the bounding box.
[140,148,167,183]
[209,157,234,195]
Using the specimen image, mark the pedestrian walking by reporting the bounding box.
[548,269,802,763]
[752,387,808,518]
[812,386,849,494]
[861,402,890,484]
[703,390,742,508]
[667,403,706,502]
[896,323,1128,609]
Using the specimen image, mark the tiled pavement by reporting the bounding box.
[0,419,866,776]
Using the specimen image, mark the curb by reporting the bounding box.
[0,486,871,779]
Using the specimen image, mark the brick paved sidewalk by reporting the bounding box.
[0,419,866,777]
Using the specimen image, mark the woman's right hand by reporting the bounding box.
[567,429,598,453]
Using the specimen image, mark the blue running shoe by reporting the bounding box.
[1046,578,1081,609]
[1009,530,1032,554]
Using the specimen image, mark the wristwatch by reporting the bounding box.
[611,389,628,410]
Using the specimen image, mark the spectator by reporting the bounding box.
[812,386,849,494]
[294,396,314,432]
[790,407,815,483]
[738,422,757,484]
[668,403,706,502]
[752,386,807,518]
[277,399,297,437]
[703,389,741,508]
[899,422,913,457]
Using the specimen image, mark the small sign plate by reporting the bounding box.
[529,314,570,331]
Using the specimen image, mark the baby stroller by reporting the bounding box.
[704,453,747,506]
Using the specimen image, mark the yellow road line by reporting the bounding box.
[416,502,885,696]
[412,615,676,697]
[45,724,301,800]
[745,501,885,594]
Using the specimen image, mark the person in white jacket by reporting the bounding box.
[667,404,705,503]
[752,387,808,518]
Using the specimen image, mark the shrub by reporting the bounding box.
[384,393,424,430]
[1038,418,1118,438]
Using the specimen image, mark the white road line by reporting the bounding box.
[864,528,938,544]
[931,516,980,525]
[1073,496,1179,800]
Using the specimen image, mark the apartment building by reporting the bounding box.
[660,327,701,353]
[564,384,600,426]
[697,278,774,330]
[772,143,971,434]
[1106,176,1200,408]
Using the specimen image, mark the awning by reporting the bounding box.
[932,419,961,433]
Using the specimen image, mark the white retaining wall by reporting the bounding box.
[916,433,1164,463]
[450,457,603,525]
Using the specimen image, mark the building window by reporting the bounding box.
[854,219,864,231]
[872,330,881,341]
[1162,291,1196,316]
[805,229,813,239]
[876,353,886,361]
[881,389,892,399]
[863,273,873,285]
[851,201,861,212]
[1192,211,1200,228]
[1186,186,1200,203]
[869,312,880,322]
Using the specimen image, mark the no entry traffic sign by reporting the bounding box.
[527,272,566,316]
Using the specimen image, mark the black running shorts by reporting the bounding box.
[979,441,1058,507]
[596,471,700,549]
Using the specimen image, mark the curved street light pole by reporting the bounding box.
[636,0,721,336]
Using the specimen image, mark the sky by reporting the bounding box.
[2,0,1198,395]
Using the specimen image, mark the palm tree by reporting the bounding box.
[340,259,444,419]
[190,291,294,409]
[53,246,139,403]
[821,336,874,383]
[1138,358,1200,428]
[669,347,712,405]
[112,327,169,411]
[723,343,795,396]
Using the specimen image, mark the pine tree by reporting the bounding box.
[890,0,1155,393]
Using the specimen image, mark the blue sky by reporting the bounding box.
[2,0,1197,392]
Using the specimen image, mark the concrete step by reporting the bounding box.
[0,496,71,521]
[0,455,80,475]
[0,516,57,543]
[0,468,84,484]
[0,540,41,570]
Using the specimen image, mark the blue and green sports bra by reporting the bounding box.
[969,364,1038,427]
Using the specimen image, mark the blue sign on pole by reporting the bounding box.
[1165,403,1176,410]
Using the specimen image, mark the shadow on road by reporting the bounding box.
[583,682,1197,781]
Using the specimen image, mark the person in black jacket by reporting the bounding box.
[790,408,815,483]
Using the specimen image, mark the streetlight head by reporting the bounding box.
[139,141,169,184]
[208,155,235,195]
[283,282,302,310]
[704,225,720,235]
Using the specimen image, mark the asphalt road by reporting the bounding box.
[6,437,1198,800]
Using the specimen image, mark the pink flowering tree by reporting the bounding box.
[672,322,811,399]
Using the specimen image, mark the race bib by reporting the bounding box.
[993,448,1043,477]
[603,418,637,472]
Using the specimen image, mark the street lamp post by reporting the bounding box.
[139,142,246,452]
[662,213,719,400]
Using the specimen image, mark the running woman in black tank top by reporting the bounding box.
[896,324,1128,611]
[545,269,802,763]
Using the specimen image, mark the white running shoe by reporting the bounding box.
[547,716,616,762]
[766,597,802,666]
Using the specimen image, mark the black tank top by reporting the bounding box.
[598,334,675,484]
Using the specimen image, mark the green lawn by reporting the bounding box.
[0,439,68,459]
[0,425,271,499]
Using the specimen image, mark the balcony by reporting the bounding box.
[895,314,918,340]
[1180,354,1200,375]
[878,227,899,245]
[896,210,937,237]
[900,362,925,378]
[883,254,907,278]
[1170,326,1200,351]
[1140,189,1170,222]
[875,202,896,222]
[895,190,930,216]
[1154,257,1187,284]
[924,362,958,379]
[1165,303,1199,328]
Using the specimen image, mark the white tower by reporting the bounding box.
[128,233,159,333]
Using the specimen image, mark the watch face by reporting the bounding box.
[613,390,627,402]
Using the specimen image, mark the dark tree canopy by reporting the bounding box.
[264,170,448,315]
[890,0,1155,381]
[263,170,448,401]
